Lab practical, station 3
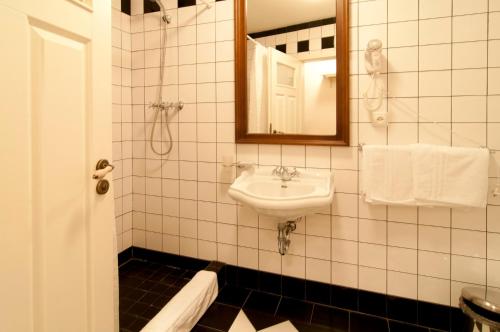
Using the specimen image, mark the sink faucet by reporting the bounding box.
[272,166,299,181]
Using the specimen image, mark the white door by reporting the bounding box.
[268,48,303,134]
[0,1,115,332]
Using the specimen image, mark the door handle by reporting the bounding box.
[92,159,114,179]
[93,159,114,195]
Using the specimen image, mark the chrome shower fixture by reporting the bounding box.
[150,101,184,112]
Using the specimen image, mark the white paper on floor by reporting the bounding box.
[228,310,255,332]
[228,310,299,332]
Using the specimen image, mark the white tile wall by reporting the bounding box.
[112,1,133,252]
[123,0,500,307]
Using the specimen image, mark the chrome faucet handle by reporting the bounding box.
[272,165,282,176]
[289,167,299,177]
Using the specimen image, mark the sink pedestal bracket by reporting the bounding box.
[277,218,302,255]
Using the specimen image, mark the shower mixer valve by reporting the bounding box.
[149,101,184,111]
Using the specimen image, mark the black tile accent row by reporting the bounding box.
[122,247,228,290]
[118,247,133,266]
[275,37,334,55]
[321,36,334,49]
[297,40,309,52]
[130,247,209,271]
[177,0,196,8]
[220,265,469,331]
[275,44,286,53]
[121,0,131,15]
[144,0,160,13]
[249,17,336,39]
[143,0,227,12]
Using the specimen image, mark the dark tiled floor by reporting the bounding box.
[194,288,452,332]
[119,259,200,332]
[119,255,468,332]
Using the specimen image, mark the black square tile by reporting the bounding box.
[306,280,331,305]
[144,0,160,14]
[150,282,172,295]
[118,247,133,265]
[137,279,158,291]
[138,292,162,305]
[276,297,313,323]
[178,0,196,8]
[128,301,151,317]
[174,277,190,288]
[331,285,358,311]
[128,317,149,331]
[311,304,349,331]
[451,307,473,332]
[216,286,251,307]
[121,0,131,15]
[387,296,418,324]
[120,275,142,289]
[238,267,259,289]
[197,303,240,331]
[243,291,281,315]
[321,36,334,49]
[141,306,161,320]
[358,290,387,317]
[276,44,287,53]
[119,312,137,330]
[123,288,148,301]
[282,276,305,300]
[418,301,451,331]
[225,265,238,286]
[388,321,429,332]
[120,0,131,14]
[350,312,389,332]
[164,285,182,297]
[297,40,309,52]
[259,271,282,295]
[119,297,136,312]
[152,295,172,309]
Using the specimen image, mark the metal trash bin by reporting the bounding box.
[460,287,500,332]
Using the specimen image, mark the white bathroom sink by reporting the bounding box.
[228,167,335,219]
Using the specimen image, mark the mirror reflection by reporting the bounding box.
[246,0,337,136]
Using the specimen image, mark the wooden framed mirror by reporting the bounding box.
[234,0,350,146]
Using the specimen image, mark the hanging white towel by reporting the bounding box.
[412,144,489,208]
[362,145,415,205]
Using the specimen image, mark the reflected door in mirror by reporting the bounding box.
[246,0,337,136]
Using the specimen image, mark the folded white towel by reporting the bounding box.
[362,145,416,205]
[140,270,218,332]
[361,144,490,208]
[412,144,489,208]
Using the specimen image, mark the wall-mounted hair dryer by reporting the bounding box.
[364,39,383,75]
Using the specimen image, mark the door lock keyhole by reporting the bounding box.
[96,179,110,195]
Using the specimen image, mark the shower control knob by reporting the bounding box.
[96,179,110,195]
